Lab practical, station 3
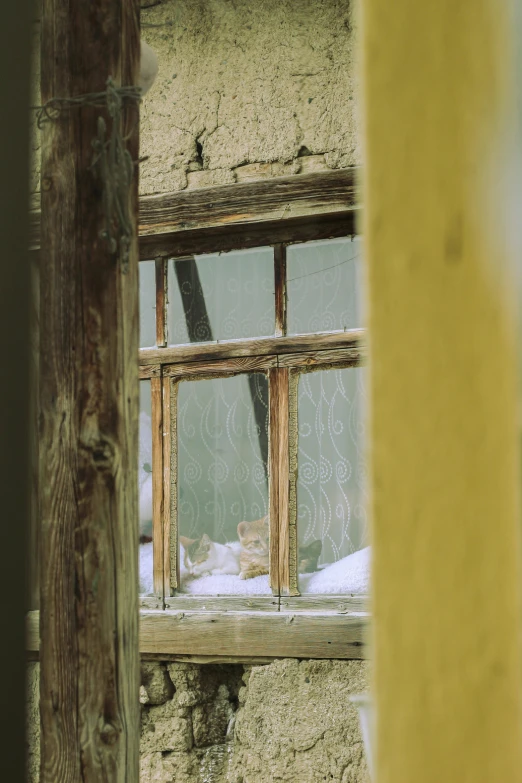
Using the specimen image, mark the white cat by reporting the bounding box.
[180,534,241,577]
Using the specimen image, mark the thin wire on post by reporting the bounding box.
[32,78,141,272]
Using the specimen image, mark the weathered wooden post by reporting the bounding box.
[39,1,140,780]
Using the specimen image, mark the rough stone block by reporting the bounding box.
[141,662,175,705]
[140,751,198,783]
[192,685,235,748]
[141,700,194,753]
[167,663,242,709]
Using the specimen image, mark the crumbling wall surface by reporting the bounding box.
[228,659,370,783]
[31,0,359,199]
[140,0,359,194]
[140,661,243,782]
[28,659,369,782]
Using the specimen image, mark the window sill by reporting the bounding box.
[26,605,369,662]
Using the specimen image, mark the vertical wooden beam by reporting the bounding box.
[39,1,140,781]
[155,257,167,347]
[287,368,299,596]
[29,255,40,610]
[151,375,164,597]
[362,1,522,781]
[269,367,290,595]
[0,1,33,779]
[162,376,174,595]
[274,243,287,338]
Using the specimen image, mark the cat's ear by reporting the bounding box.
[180,535,196,548]
[237,521,248,538]
[200,533,212,545]
[310,540,322,557]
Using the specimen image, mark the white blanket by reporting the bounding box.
[140,543,370,596]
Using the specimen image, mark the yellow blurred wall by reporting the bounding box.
[361,1,522,780]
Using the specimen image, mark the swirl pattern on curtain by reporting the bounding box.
[297,367,368,581]
[287,237,363,335]
[168,247,275,345]
[178,373,269,544]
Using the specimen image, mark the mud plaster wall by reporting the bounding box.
[28,659,370,783]
[28,2,368,781]
[30,0,360,200]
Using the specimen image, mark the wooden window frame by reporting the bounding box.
[28,168,370,662]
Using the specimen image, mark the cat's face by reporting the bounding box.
[237,516,269,555]
[180,533,212,565]
[298,539,322,573]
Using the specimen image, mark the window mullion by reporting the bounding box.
[155,257,168,347]
[151,374,164,598]
[274,243,287,338]
[162,375,175,597]
[269,366,291,597]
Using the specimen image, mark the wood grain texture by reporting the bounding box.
[274,244,287,338]
[154,258,167,348]
[162,376,173,596]
[139,596,163,611]
[140,329,365,366]
[139,364,161,379]
[163,355,277,378]
[280,595,369,613]
[138,654,281,664]
[269,369,291,595]
[137,212,359,260]
[30,168,360,257]
[139,610,367,659]
[38,2,140,781]
[165,596,279,612]
[287,369,300,596]
[29,256,40,611]
[277,347,365,368]
[27,609,369,659]
[137,168,359,236]
[151,377,164,597]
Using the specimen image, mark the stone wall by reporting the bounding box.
[28,659,370,782]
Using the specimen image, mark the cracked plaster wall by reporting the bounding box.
[30,0,360,201]
[139,0,360,194]
[28,659,370,783]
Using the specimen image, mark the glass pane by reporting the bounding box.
[177,373,270,595]
[139,260,156,348]
[139,380,154,595]
[296,368,369,594]
[168,247,274,344]
[287,237,364,335]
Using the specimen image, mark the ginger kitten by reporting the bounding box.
[237,515,269,579]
